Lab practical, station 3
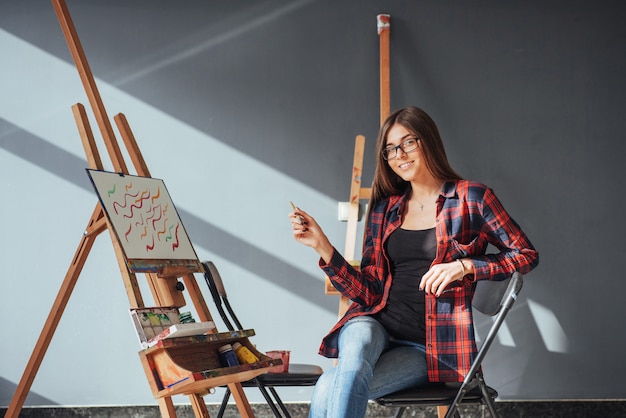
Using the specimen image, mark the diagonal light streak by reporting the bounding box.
[527,298,570,353]
[113,0,316,86]
[0,28,338,283]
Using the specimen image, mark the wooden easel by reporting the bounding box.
[325,14,390,318]
[6,1,278,417]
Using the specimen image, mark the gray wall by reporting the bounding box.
[1,0,624,407]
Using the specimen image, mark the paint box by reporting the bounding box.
[130,307,215,349]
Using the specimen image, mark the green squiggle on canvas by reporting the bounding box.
[107,183,116,197]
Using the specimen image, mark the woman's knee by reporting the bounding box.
[338,316,388,354]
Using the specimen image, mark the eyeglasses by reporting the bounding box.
[382,138,419,160]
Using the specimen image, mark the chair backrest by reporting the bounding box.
[201,260,243,331]
[472,271,523,317]
[462,271,523,388]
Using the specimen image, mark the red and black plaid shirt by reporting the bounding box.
[319,180,539,382]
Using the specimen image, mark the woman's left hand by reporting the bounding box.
[420,261,465,297]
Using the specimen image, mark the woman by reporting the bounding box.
[289,106,538,418]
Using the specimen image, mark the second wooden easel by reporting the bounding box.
[325,14,390,318]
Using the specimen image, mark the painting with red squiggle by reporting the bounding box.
[87,170,199,271]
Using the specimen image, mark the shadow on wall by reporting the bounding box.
[0,120,338,315]
[0,377,56,407]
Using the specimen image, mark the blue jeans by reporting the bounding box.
[309,316,429,418]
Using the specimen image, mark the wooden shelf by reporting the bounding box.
[139,329,282,397]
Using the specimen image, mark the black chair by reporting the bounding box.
[201,261,323,418]
[375,271,523,418]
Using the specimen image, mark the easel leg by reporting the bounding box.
[437,405,449,418]
[338,295,352,319]
[158,396,177,418]
[377,14,391,124]
[228,382,255,417]
[189,393,210,418]
[4,206,105,418]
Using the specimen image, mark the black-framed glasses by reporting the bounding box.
[382,138,419,160]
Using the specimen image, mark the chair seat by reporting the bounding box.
[375,382,498,406]
[238,363,323,387]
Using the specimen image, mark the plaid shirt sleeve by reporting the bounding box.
[317,197,400,357]
[319,199,396,305]
[436,180,539,280]
[426,180,539,382]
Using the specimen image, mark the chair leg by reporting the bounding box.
[484,397,499,418]
[392,407,406,418]
[477,378,499,418]
[220,381,288,418]
[253,379,284,417]
[268,386,292,418]
[217,387,231,418]
[445,395,466,418]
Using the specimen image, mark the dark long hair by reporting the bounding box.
[370,106,462,206]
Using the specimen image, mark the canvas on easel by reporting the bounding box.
[87,169,201,274]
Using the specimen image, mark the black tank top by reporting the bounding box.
[375,227,436,344]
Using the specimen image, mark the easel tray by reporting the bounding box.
[139,329,283,397]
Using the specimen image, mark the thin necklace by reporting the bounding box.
[411,189,440,211]
[413,198,425,211]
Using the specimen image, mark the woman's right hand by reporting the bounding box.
[289,207,335,263]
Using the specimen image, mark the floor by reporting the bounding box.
[3,401,626,418]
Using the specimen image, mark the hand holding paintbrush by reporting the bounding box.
[289,201,334,264]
